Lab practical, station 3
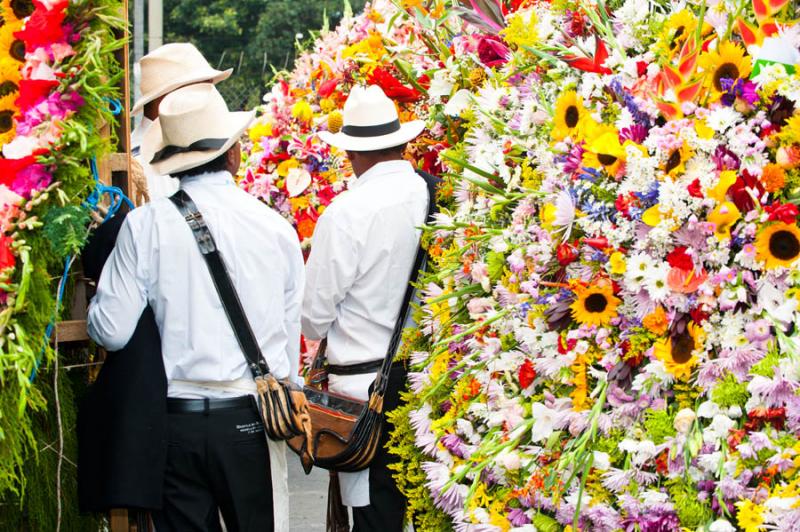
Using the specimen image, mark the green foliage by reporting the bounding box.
[666,481,713,528]
[162,0,368,109]
[751,351,780,377]
[711,373,750,409]
[42,206,91,258]
[642,409,676,445]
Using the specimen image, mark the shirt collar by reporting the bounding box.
[351,160,414,189]
[179,170,235,188]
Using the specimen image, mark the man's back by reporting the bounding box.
[88,170,304,398]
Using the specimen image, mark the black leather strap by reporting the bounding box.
[169,189,270,379]
[166,395,254,414]
[327,359,383,376]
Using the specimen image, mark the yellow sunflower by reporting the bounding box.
[663,142,693,178]
[0,92,16,146]
[2,0,33,22]
[0,57,20,90]
[654,322,704,381]
[0,20,24,63]
[551,90,590,141]
[698,41,751,99]
[570,283,621,327]
[755,222,800,270]
[582,128,625,176]
[657,9,697,56]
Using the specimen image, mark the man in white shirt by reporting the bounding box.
[88,83,304,531]
[303,85,429,531]
[130,43,232,200]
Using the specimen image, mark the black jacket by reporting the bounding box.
[77,211,168,512]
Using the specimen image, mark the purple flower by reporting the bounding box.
[720,78,759,107]
[712,145,740,171]
[440,433,470,459]
[744,319,772,343]
[508,508,530,526]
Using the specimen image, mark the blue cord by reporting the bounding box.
[30,140,135,383]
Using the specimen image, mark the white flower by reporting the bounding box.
[709,519,736,532]
[706,107,741,132]
[285,167,312,197]
[593,451,611,471]
[619,438,658,466]
[643,262,671,302]
[704,414,736,445]
[428,69,454,98]
[531,402,557,442]
[673,408,696,433]
[444,89,472,117]
[497,449,522,471]
[697,400,721,418]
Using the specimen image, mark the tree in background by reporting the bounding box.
[162,0,367,109]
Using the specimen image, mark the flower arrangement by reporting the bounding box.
[0,0,124,509]
[239,0,440,252]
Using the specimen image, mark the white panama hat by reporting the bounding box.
[142,83,254,176]
[318,85,425,151]
[131,42,232,115]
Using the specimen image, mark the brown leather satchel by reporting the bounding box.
[287,169,439,474]
[171,190,313,444]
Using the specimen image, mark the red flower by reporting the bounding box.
[583,236,609,250]
[562,36,612,75]
[0,155,37,188]
[518,359,536,389]
[666,246,693,271]
[476,35,510,68]
[15,79,59,112]
[14,0,69,49]
[687,178,703,198]
[556,242,578,265]
[765,201,799,224]
[0,236,15,271]
[317,78,340,99]
[729,170,764,212]
[557,336,576,354]
[689,306,709,324]
[316,185,336,207]
[368,67,420,103]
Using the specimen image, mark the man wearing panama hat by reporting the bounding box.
[88,83,304,531]
[303,85,431,531]
[130,42,232,200]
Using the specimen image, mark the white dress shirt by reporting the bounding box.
[88,170,305,398]
[130,117,179,199]
[302,159,428,506]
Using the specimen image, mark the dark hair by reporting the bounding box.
[171,151,230,179]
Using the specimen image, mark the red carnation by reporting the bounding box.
[518,359,536,389]
[687,178,703,198]
[368,67,420,103]
[0,236,15,271]
[765,201,799,224]
[666,246,693,271]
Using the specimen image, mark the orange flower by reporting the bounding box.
[760,163,786,193]
[643,306,669,335]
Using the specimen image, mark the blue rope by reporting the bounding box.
[30,115,136,382]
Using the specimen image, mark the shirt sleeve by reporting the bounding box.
[301,211,359,341]
[87,217,148,351]
[284,235,305,385]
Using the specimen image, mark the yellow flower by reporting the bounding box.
[551,91,589,141]
[327,110,343,133]
[291,101,313,123]
[501,9,538,49]
[707,170,737,202]
[341,32,386,62]
[608,252,627,275]
[582,129,626,176]
[0,57,20,91]
[755,222,800,270]
[699,41,752,99]
[248,121,273,142]
[694,119,715,139]
[540,202,556,229]
[1,0,33,22]
[663,143,693,178]
[570,283,621,327]
[0,20,24,63]
[642,204,664,227]
[0,92,16,146]
[735,499,765,532]
[277,159,300,177]
[289,196,310,213]
[707,201,741,240]
[319,97,336,113]
[657,9,697,56]
[654,322,704,381]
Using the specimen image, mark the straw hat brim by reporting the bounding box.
[131,67,233,115]
[142,109,254,176]
[318,120,425,152]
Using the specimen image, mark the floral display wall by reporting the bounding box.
[244,0,800,530]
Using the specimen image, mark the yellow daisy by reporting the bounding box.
[654,322,704,381]
[755,222,800,270]
[698,41,752,98]
[735,499,765,532]
[551,90,590,141]
[570,283,621,327]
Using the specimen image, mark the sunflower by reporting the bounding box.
[698,41,751,99]
[570,283,621,327]
[582,128,625,176]
[551,90,590,141]
[0,92,16,146]
[657,9,697,56]
[755,222,800,269]
[2,0,33,21]
[0,21,24,63]
[654,322,704,381]
[0,57,20,90]
[663,142,693,178]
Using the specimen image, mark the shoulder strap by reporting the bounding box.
[169,189,269,379]
[373,169,440,395]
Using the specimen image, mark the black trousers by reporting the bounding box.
[352,365,408,532]
[151,401,274,532]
